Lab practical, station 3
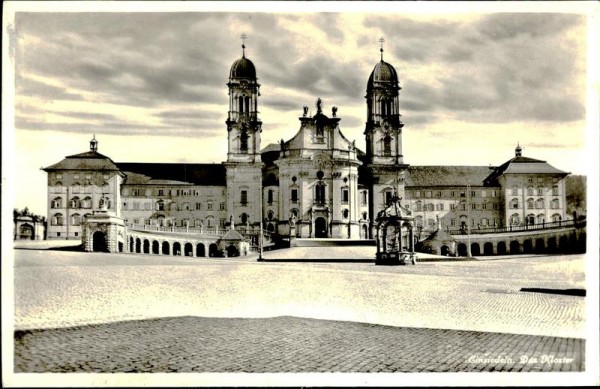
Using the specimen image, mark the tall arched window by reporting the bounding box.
[70,197,80,209]
[527,186,534,196]
[82,197,92,208]
[552,214,561,222]
[551,198,559,209]
[537,187,544,196]
[315,183,326,204]
[238,96,244,114]
[536,214,545,224]
[241,213,248,224]
[536,198,544,209]
[527,198,534,209]
[383,136,392,156]
[510,213,520,225]
[267,190,274,205]
[240,130,248,152]
[552,185,559,195]
[52,213,64,226]
[526,214,535,225]
[510,199,519,209]
[51,197,62,208]
[245,96,250,114]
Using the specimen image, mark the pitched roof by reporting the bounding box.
[424,228,456,243]
[116,163,226,186]
[219,228,246,241]
[484,156,569,184]
[405,166,494,187]
[43,151,120,171]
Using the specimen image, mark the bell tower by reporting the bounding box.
[224,35,263,231]
[364,38,409,238]
[226,34,262,163]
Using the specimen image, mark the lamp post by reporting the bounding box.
[466,184,472,257]
[348,144,352,239]
[258,184,263,261]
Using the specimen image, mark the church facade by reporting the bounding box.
[43,44,570,242]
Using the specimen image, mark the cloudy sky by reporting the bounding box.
[4,3,595,216]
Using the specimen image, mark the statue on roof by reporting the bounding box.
[332,106,338,117]
[303,106,309,117]
[316,98,322,114]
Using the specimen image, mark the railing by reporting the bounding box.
[445,219,585,236]
[127,224,222,236]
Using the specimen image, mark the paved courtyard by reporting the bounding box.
[9,247,591,380]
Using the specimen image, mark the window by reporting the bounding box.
[481,202,487,210]
[292,188,299,203]
[316,124,324,138]
[528,177,534,184]
[551,198,559,209]
[537,177,544,183]
[492,190,498,197]
[85,174,92,180]
[493,203,499,210]
[158,189,164,196]
[527,198,534,209]
[481,218,488,226]
[343,209,349,219]
[314,185,324,204]
[450,203,456,211]
[240,190,248,205]
[415,190,421,198]
[450,191,455,197]
[267,210,274,220]
[133,202,140,210]
[511,187,518,196]
[103,174,109,180]
[122,202,127,210]
[220,203,225,211]
[383,136,392,156]
[536,198,544,209]
[342,188,349,204]
[385,190,393,205]
[241,213,248,224]
[362,212,368,220]
[415,201,422,212]
[220,218,226,228]
[157,201,165,211]
[481,190,487,198]
[70,197,80,208]
[56,173,63,180]
[267,190,274,205]
[470,190,476,198]
[460,191,466,198]
[471,203,477,210]
[290,209,298,218]
[132,189,141,196]
[536,214,545,224]
[552,214,562,222]
[196,202,202,210]
[461,203,467,211]
[537,187,544,196]
[415,216,423,228]
[552,185,559,196]
[240,131,249,153]
[527,187,534,196]
[425,191,432,198]
[71,214,81,226]
[510,199,519,209]
[52,213,63,226]
[72,183,81,193]
[362,191,368,205]
[427,203,434,212]
[133,218,139,225]
[207,201,213,211]
[183,202,190,211]
[428,218,435,227]
[450,219,456,226]
[51,197,62,208]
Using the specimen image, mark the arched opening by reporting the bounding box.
[547,237,557,253]
[471,243,481,256]
[118,242,124,253]
[18,224,34,240]
[535,238,545,253]
[497,241,507,255]
[184,243,193,256]
[196,243,205,257]
[440,245,450,256]
[483,242,494,256]
[568,234,578,253]
[226,245,238,257]
[152,240,159,254]
[129,237,134,252]
[135,238,141,253]
[578,233,586,253]
[143,239,150,254]
[92,231,108,252]
[209,243,219,257]
[362,224,368,239]
[559,235,568,252]
[523,239,533,254]
[315,217,327,238]
[173,242,182,256]
[267,223,275,233]
[457,243,468,257]
[510,240,520,254]
[162,241,170,255]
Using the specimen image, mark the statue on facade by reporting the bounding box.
[316,98,322,114]
[289,214,297,227]
[303,106,309,117]
[332,106,338,117]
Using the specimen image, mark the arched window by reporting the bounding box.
[238,96,244,114]
[72,182,81,193]
[51,197,62,209]
[537,187,544,196]
[82,197,92,208]
[343,209,349,219]
[52,213,64,226]
[552,213,561,222]
[415,216,423,228]
[527,198,534,209]
[70,196,80,209]
[361,191,368,205]
[240,130,248,152]
[383,136,392,156]
[290,208,298,218]
[511,186,518,196]
[362,211,368,220]
[551,198,559,209]
[552,185,559,195]
[526,214,535,225]
[267,190,274,205]
[156,200,165,211]
[536,198,544,209]
[267,210,274,220]
[245,96,250,114]
[241,213,248,224]
[415,201,422,212]
[510,213,520,225]
[527,186,534,196]
[510,199,519,209]
[315,183,326,204]
[536,214,545,224]
[71,213,81,226]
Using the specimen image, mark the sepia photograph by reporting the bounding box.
[2,1,599,387]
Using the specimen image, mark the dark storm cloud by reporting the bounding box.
[16,75,83,100]
[478,13,583,40]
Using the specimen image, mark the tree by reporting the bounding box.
[566,175,586,217]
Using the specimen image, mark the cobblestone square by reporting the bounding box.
[8,248,593,385]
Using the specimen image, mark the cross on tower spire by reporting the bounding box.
[379,37,385,61]
[241,33,247,57]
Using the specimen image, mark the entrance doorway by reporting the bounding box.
[92,231,108,252]
[315,217,327,238]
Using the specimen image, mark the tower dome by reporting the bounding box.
[230,55,256,79]
[367,60,399,91]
